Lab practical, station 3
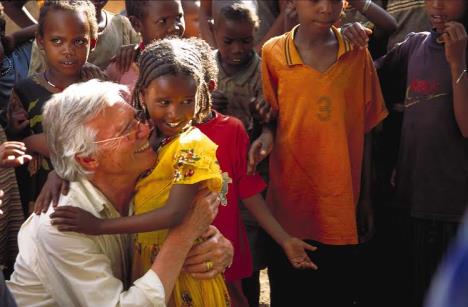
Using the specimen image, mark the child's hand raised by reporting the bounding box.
[50,206,102,235]
[282,237,318,270]
[34,171,70,215]
[341,22,373,49]
[111,43,139,74]
[81,62,108,81]
[0,141,32,168]
[441,21,468,67]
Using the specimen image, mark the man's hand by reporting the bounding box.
[0,141,32,168]
[34,171,70,215]
[183,226,234,279]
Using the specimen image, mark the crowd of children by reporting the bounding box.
[0,0,467,306]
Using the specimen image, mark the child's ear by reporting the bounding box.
[90,38,97,50]
[75,154,98,172]
[128,16,143,34]
[208,79,216,92]
[36,33,44,50]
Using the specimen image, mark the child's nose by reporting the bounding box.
[167,21,183,36]
[62,43,76,55]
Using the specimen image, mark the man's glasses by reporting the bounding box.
[93,110,148,145]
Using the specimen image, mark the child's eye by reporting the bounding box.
[223,39,233,45]
[74,39,87,46]
[157,99,170,105]
[176,14,183,22]
[157,18,167,25]
[51,38,62,45]
[242,38,253,44]
[182,99,193,105]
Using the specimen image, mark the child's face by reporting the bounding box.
[37,9,91,78]
[137,0,185,45]
[141,73,197,138]
[293,0,343,31]
[182,0,200,38]
[425,0,466,33]
[214,18,255,68]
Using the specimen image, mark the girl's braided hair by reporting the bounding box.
[133,37,212,124]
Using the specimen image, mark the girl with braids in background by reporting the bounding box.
[50,37,231,307]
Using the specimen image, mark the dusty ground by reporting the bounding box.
[259,269,270,306]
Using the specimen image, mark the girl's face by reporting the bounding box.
[425,0,466,33]
[135,0,185,45]
[141,73,197,138]
[37,9,91,78]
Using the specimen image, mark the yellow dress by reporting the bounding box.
[133,127,230,307]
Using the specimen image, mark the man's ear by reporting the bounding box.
[75,155,99,172]
[128,15,143,34]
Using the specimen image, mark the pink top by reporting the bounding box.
[196,111,266,282]
[105,61,139,94]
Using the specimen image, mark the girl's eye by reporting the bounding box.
[182,99,194,105]
[51,38,62,45]
[157,18,167,25]
[176,14,183,22]
[223,39,233,45]
[157,100,170,105]
[75,39,87,46]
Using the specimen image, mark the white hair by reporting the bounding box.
[42,79,131,181]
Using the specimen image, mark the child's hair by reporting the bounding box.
[133,37,211,124]
[188,37,218,84]
[125,0,149,19]
[126,0,181,19]
[38,0,98,41]
[215,2,260,30]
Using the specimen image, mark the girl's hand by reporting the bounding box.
[34,171,70,215]
[50,206,102,235]
[183,225,234,279]
[0,141,32,168]
[247,128,274,175]
[341,22,373,49]
[442,21,468,66]
[282,237,318,270]
[81,62,108,81]
[110,43,139,73]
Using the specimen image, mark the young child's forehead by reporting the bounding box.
[143,0,183,16]
[43,9,91,34]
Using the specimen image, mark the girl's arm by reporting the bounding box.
[51,183,201,235]
[347,0,397,34]
[243,194,318,270]
[444,22,468,137]
[2,0,37,28]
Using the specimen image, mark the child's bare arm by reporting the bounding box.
[23,133,49,157]
[243,194,318,270]
[34,171,70,214]
[51,183,201,235]
[347,0,397,34]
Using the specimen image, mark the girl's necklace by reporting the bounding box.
[43,72,64,91]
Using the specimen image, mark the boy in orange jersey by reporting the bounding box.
[249,0,387,306]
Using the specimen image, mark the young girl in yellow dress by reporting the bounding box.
[51,38,231,306]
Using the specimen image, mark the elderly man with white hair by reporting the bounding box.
[7,80,233,306]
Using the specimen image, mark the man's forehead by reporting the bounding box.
[87,103,133,136]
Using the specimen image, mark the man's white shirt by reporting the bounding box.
[7,179,165,306]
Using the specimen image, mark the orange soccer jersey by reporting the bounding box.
[262,26,387,245]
